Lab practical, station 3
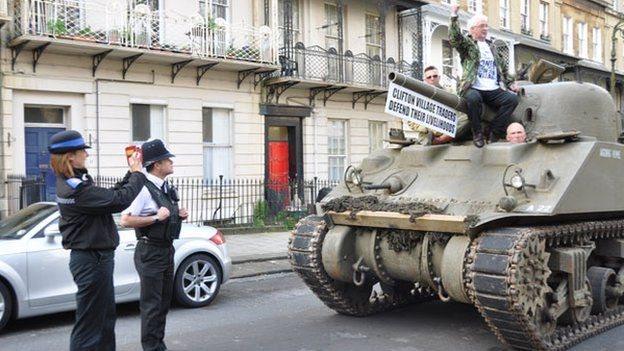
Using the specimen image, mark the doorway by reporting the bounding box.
[265,116,303,214]
[24,106,67,201]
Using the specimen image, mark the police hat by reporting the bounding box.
[142,139,175,167]
[48,130,91,154]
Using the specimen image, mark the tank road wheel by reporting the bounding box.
[509,234,556,336]
[587,267,619,314]
[288,215,433,316]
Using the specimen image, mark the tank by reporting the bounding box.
[288,71,624,350]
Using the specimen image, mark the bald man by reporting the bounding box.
[506,122,526,144]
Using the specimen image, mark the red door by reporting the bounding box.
[268,127,290,208]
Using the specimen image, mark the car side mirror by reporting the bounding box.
[44,223,60,242]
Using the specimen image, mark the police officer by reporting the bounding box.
[49,130,146,351]
[121,139,188,351]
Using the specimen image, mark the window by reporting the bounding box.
[199,0,229,20]
[365,13,382,58]
[539,2,549,38]
[520,0,530,33]
[593,27,602,62]
[468,0,482,14]
[499,0,510,29]
[578,22,588,58]
[131,104,164,142]
[278,0,301,43]
[442,40,454,77]
[324,2,341,50]
[369,121,386,152]
[562,17,573,55]
[328,119,347,182]
[24,106,64,124]
[203,107,232,179]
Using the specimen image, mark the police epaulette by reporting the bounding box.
[66,178,83,189]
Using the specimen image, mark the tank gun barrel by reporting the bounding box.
[388,72,467,113]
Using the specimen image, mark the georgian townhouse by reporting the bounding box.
[0,0,422,217]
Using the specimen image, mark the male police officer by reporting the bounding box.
[121,139,188,351]
[50,130,145,351]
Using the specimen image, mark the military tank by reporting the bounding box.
[288,70,624,350]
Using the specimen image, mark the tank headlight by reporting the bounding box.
[510,174,525,189]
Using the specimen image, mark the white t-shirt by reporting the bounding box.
[122,172,167,216]
[471,41,499,91]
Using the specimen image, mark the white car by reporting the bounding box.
[0,202,231,332]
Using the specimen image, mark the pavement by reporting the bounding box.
[225,230,293,279]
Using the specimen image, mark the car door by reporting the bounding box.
[113,215,139,297]
[25,217,75,308]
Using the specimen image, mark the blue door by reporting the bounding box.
[25,127,65,201]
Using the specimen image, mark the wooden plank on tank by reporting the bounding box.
[327,211,468,234]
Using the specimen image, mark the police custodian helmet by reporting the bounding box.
[48,130,91,154]
[142,139,175,167]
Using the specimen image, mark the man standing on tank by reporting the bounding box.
[121,139,187,351]
[49,130,146,351]
[449,3,519,147]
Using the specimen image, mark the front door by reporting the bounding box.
[264,116,304,215]
[25,127,65,201]
[267,126,291,210]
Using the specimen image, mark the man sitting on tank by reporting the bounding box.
[449,3,519,148]
[506,122,527,144]
[408,65,470,145]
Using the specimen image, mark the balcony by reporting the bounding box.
[265,42,418,107]
[10,0,279,80]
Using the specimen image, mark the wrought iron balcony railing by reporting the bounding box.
[13,0,277,64]
[280,42,419,89]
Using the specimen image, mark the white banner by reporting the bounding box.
[384,82,458,137]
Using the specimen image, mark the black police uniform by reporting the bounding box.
[50,130,146,351]
[131,139,181,351]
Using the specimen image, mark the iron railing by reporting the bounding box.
[14,0,277,64]
[279,42,419,89]
[4,173,338,226]
[5,174,46,215]
[95,176,338,227]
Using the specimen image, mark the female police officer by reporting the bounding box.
[49,130,146,351]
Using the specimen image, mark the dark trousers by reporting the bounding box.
[464,88,519,137]
[69,249,116,351]
[134,241,174,351]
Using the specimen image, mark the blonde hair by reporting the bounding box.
[50,152,75,178]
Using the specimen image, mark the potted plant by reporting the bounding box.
[46,19,67,37]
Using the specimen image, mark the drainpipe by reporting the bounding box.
[0,35,5,215]
[313,109,318,177]
[94,71,155,176]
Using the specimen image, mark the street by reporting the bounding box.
[0,272,622,351]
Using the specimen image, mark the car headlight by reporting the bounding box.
[510,173,524,189]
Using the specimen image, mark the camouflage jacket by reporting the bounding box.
[449,15,514,96]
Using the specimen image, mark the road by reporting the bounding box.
[1,272,622,351]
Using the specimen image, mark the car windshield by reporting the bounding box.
[0,203,58,240]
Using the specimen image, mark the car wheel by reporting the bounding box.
[174,254,222,308]
[0,280,12,332]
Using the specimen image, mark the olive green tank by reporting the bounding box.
[288,70,624,350]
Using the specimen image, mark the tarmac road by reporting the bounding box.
[0,272,622,351]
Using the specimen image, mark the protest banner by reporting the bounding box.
[384,82,458,137]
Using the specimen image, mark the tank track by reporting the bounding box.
[467,219,624,350]
[288,215,435,316]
